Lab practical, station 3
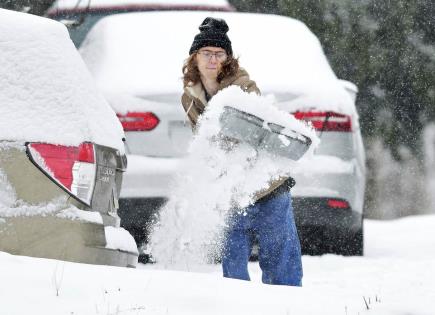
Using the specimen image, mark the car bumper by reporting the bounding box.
[292,197,362,232]
[292,197,363,255]
[0,215,138,268]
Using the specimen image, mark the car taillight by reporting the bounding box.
[116,112,160,131]
[327,199,350,209]
[293,111,352,132]
[27,142,96,205]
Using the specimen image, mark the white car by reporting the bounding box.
[0,9,138,267]
[80,11,366,257]
[47,0,235,46]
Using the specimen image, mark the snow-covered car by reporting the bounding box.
[0,9,138,267]
[46,0,235,46]
[79,11,366,257]
[289,80,366,255]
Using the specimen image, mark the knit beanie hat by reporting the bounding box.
[189,17,232,56]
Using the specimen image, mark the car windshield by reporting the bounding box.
[54,13,109,47]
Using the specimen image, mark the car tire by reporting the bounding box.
[340,226,364,256]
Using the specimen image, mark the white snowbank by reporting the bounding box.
[0,9,125,152]
[365,214,435,259]
[1,214,435,314]
[105,226,139,254]
[150,87,318,267]
[79,11,355,114]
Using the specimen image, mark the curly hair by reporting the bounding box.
[182,52,240,88]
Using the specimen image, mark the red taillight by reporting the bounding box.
[28,142,96,205]
[77,142,95,163]
[293,111,352,132]
[327,199,350,209]
[116,112,160,131]
[29,143,77,189]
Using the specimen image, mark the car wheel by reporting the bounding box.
[340,227,364,256]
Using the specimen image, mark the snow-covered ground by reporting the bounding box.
[1,214,434,315]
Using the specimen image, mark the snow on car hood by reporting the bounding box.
[0,9,125,153]
[80,11,355,116]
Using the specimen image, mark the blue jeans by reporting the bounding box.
[222,191,303,286]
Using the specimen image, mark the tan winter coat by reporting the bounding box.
[181,68,289,202]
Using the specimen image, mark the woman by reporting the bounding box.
[181,17,303,286]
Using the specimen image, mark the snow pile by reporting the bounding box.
[105,226,139,254]
[0,9,125,152]
[150,86,318,267]
[366,215,435,259]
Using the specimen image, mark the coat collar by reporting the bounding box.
[185,82,207,105]
[184,68,251,106]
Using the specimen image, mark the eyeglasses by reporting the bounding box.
[197,50,227,61]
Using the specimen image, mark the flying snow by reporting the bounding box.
[150,86,318,268]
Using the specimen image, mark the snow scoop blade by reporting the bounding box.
[219,106,312,161]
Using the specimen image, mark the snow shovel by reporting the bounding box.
[219,106,312,161]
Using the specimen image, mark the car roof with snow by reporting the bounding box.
[0,9,125,152]
[47,0,234,14]
[79,11,356,117]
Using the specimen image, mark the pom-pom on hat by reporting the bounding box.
[189,17,232,56]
